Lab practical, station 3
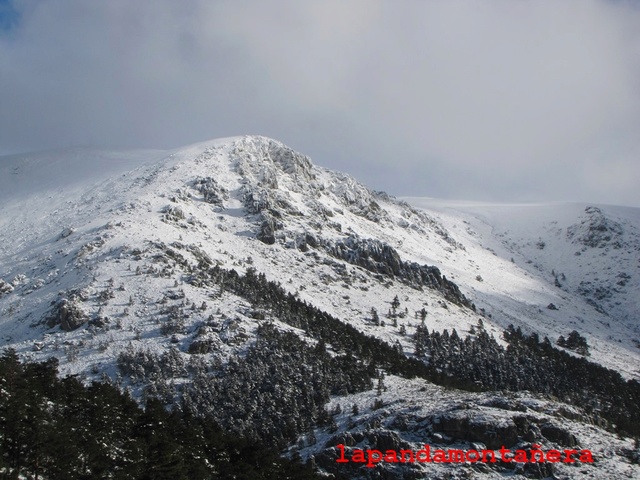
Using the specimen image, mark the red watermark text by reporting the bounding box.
[336,443,594,468]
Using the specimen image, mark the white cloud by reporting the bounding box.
[1,0,640,206]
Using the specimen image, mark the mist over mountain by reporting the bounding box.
[1,136,639,479]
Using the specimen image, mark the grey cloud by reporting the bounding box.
[1,0,639,206]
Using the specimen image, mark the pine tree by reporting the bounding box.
[371,307,380,326]
[391,295,400,313]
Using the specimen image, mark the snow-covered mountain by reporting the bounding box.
[1,135,639,479]
[403,198,640,377]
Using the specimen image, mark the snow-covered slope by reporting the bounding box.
[1,134,639,377]
[0,136,478,375]
[404,198,640,378]
[1,135,639,478]
[0,147,165,204]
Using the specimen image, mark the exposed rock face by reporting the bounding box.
[57,226,76,240]
[433,411,520,449]
[324,236,473,309]
[328,237,403,277]
[517,461,555,479]
[193,176,228,207]
[161,204,185,222]
[233,136,316,192]
[187,339,213,354]
[46,297,88,331]
[567,206,624,249]
[293,233,319,252]
[256,212,281,245]
[432,409,579,451]
[241,186,271,215]
[316,431,421,479]
[539,423,578,447]
[365,430,411,452]
[0,279,13,296]
[265,139,315,181]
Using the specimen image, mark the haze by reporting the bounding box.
[1,0,639,206]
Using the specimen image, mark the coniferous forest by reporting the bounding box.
[3,263,640,478]
[0,349,323,480]
[178,265,640,438]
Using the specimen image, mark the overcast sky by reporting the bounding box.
[1,0,640,206]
